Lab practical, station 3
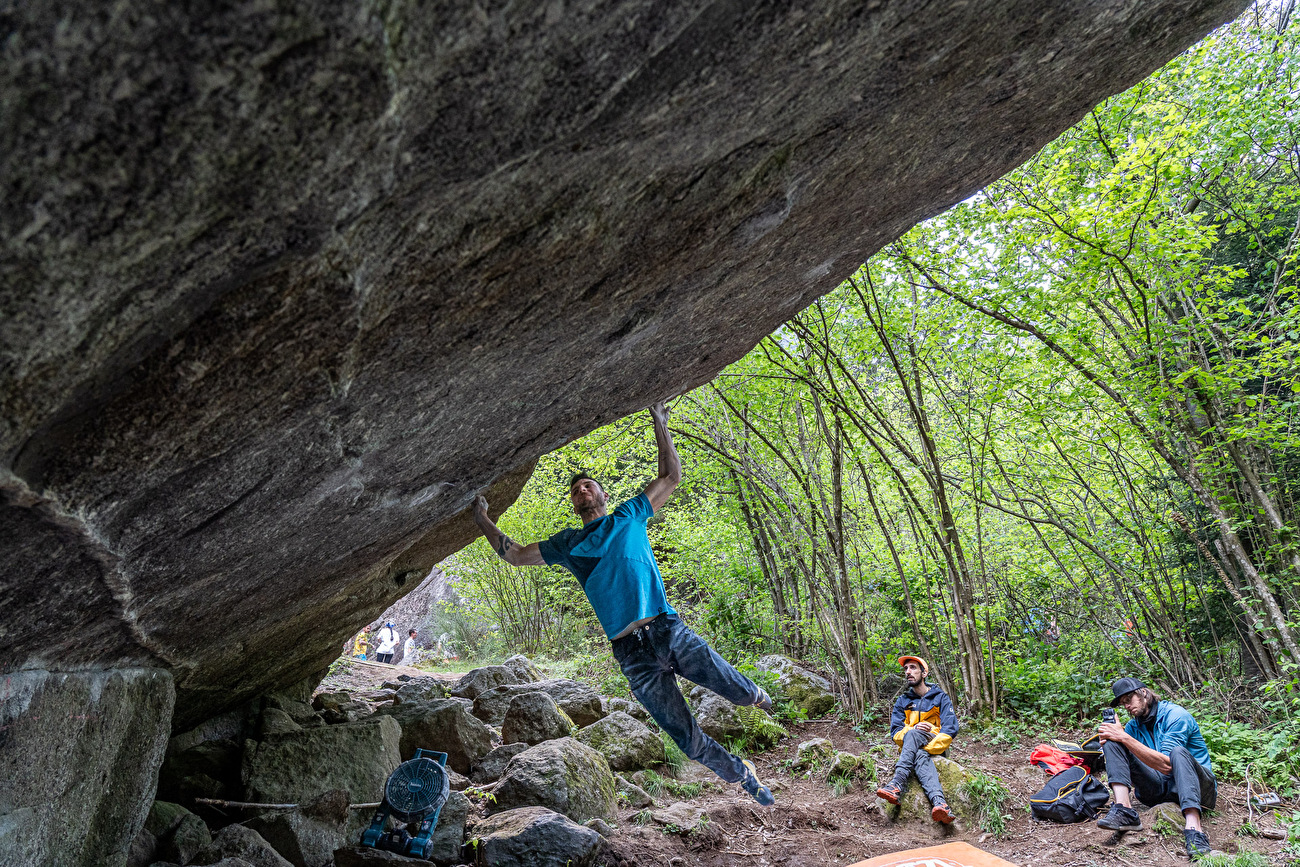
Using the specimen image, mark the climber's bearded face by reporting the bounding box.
[903,662,924,685]
[569,478,607,518]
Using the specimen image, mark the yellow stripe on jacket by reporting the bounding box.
[892,704,953,755]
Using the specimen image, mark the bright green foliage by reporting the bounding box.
[998,651,1118,721]
[1196,853,1268,867]
[433,6,1300,780]
[660,733,688,777]
[733,705,790,751]
[956,771,1011,837]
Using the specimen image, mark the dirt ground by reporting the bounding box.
[601,720,1288,867]
[320,662,1289,867]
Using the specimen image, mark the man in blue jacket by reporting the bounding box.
[1097,677,1216,859]
[471,401,776,805]
[876,655,960,823]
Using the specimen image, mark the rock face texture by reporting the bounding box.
[0,0,1250,741]
[0,669,174,867]
[501,691,575,746]
[491,738,618,823]
[242,715,402,805]
[470,807,603,867]
[375,697,494,772]
[473,679,605,727]
[576,710,665,771]
[755,654,839,717]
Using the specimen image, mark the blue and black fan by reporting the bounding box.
[359,748,451,859]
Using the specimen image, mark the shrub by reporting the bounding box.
[661,732,688,777]
[998,657,1112,721]
[957,771,1011,838]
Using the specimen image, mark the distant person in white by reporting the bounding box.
[374,622,399,664]
[403,629,419,666]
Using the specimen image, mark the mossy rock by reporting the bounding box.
[827,751,876,787]
[489,737,617,824]
[793,738,835,771]
[1150,801,1185,836]
[755,655,839,717]
[576,711,664,771]
[880,755,973,821]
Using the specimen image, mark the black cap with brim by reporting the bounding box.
[1110,676,1145,707]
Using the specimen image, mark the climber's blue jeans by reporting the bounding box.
[1102,740,1217,813]
[891,727,947,806]
[611,613,763,784]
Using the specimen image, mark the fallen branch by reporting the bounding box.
[194,798,381,811]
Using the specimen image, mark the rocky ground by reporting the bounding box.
[135,655,1288,867]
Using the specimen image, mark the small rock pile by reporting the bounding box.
[139,654,790,867]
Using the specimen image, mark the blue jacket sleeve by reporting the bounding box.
[1156,712,1195,757]
[889,698,906,735]
[938,691,960,736]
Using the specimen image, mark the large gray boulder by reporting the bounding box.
[1,5,1249,861]
[158,808,214,865]
[689,689,745,743]
[426,790,471,866]
[576,711,665,772]
[605,697,650,724]
[129,799,212,867]
[755,654,838,717]
[470,742,531,785]
[395,678,451,705]
[469,807,602,867]
[473,680,605,728]
[451,665,521,700]
[501,692,574,746]
[245,789,350,867]
[502,655,544,684]
[243,715,401,806]
[193,824,293,867]
[311,691,371,726]
[0,669,174,867]
[375,698,493,773]
[490,738,617,824]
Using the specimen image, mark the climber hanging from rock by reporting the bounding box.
[472,400,776,805]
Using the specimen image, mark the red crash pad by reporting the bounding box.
[848,842,1021,867]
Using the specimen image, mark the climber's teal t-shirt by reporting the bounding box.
[537,492,676,639]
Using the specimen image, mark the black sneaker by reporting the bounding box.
[1096,803,1142,831]
[1184,828,1211,859]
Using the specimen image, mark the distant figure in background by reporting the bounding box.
[374,621,399,664]
[403,629,419,666]
[351,624,371,660]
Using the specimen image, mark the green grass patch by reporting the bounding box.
[1195,853,1268,867]
[661,732,688,776]
[957,771,1011,838]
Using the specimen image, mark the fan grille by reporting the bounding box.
[385,757,449,822]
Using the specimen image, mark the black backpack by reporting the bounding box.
[1029,766,1110,823]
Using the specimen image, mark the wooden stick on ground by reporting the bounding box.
[194,798,381,811]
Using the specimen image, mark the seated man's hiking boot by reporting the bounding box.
[753,687,774,713]
[930,802,957,824]
[1096,803,1142,831]
[875,782,902,805]
[741,759,775,806]
[1183,829,1212,860]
